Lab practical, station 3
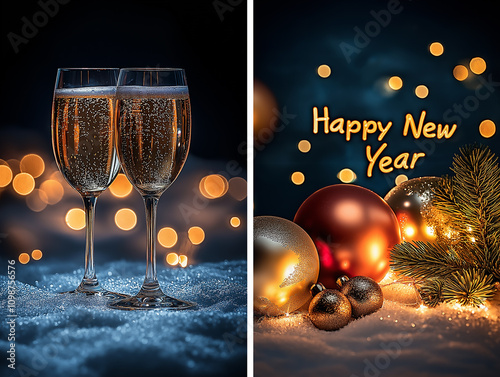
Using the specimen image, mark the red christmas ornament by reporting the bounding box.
[294,184,401,288]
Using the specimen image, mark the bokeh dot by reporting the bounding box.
[230,216,241,228]
[395,174,409,185]
[415,85,429,99]
[114,208,137,231]
[453,65,468,81]
[12,173,35,196]
[65,208,86,230]
[188,226,205,245]
[479,119,496,138]
[31,249,43,260]
[19,253,30,264]
[388,76,403,90]
[470,57,486,75]
[317,64,331,78]
[298,140,311,153]
[291,171,305,185]
[338,168,356,183]
[158,227,178,248]
[429,42,444,56]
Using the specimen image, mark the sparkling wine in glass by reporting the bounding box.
[109,68,196,310]
[52,68,127,298]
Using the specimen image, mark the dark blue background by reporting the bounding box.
[254,0,500,220]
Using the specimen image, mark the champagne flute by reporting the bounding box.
[109,68,196,310]
[52,68,127,298]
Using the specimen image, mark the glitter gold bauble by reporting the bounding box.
[338,275,383,318]
[384,177,456,243]
[294,184,401,288]
[308,289,351,331]
[254,216,320,316]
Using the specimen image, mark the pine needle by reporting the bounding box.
[441,268,497,307]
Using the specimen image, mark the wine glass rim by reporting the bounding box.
[57,68,120,71]
[119,67,185,72]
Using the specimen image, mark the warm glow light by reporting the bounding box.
[20,154,45,178]
[188,226,205,245]
[40,179,64,204]
[179,255,188,268]
[158,227,178,248]
[31,249,43,260]
[230,216,241,228]
[19,253,30,264]
[317,64,331,78]
[65,208,86,230]
[228,177,247,201]
[109,173,133,198]
[429,42,444,56]
[114,208,137,231]
[404,226,415,237]
[166,252,179,265]
[298,140,311,153]
[12,173,35,196]
[199,174,229,199]
[338,168,356,183]
[0,165,13,187]
[26,189,48,212]
[388,76,403,90]
[395,174,408,185]
[453,65,468,81]
[291,171,305,185]
[415,85,429,99]
[479,119,496,138]
[469,57,486,75]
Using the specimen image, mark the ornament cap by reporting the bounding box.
[336,275,350,287]
[310,282,326,297]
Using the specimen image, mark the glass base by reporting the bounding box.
[60,280,130,301]
[108,288,197,311]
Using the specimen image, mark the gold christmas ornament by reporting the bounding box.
[254,216,320,316]
[384,177,456,244]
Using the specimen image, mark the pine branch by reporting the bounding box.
[390,241,466,280]
[418,279,443,307]
[441,268,497,307]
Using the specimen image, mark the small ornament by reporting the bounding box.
[308,289,351,331]
[254,216,320,316]
[384,177,456,244]
[294,184,401,288]
[337,275,383,318]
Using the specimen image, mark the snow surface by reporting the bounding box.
[255,293,500,377]
[0,260,247,377]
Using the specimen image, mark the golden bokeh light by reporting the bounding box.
[179,255,188,268]
[166,252,179,266]
[337,168,356,183]
[388,76,403,90]
[429,42,444,56]
[479,119,496,138]
[12,172,35,196]
[395,174,409,185]
[298,140,311,153]
[230,216,241,228]
[31,249,43,260]
[158,227,178,248]
[291,171,305,185]
[19,253,30,264]
[228,177,247,201]
[114,208,137,231]
[453,65,468,81]
[0,165,13,187]
[20,154,45,178]
[26,189,48,212]
[469,57,486,75]
[40,179,64,205]
[65,208,86,230]
[317,64,331,78]
[415,85,429,99]
[199,174,229,199]
[188,226,205,245]
[109,173,133,198]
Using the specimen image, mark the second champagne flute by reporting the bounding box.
[110,68,196,310]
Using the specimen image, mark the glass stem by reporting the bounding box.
[142,195,161,292]
[81,195,99,288]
